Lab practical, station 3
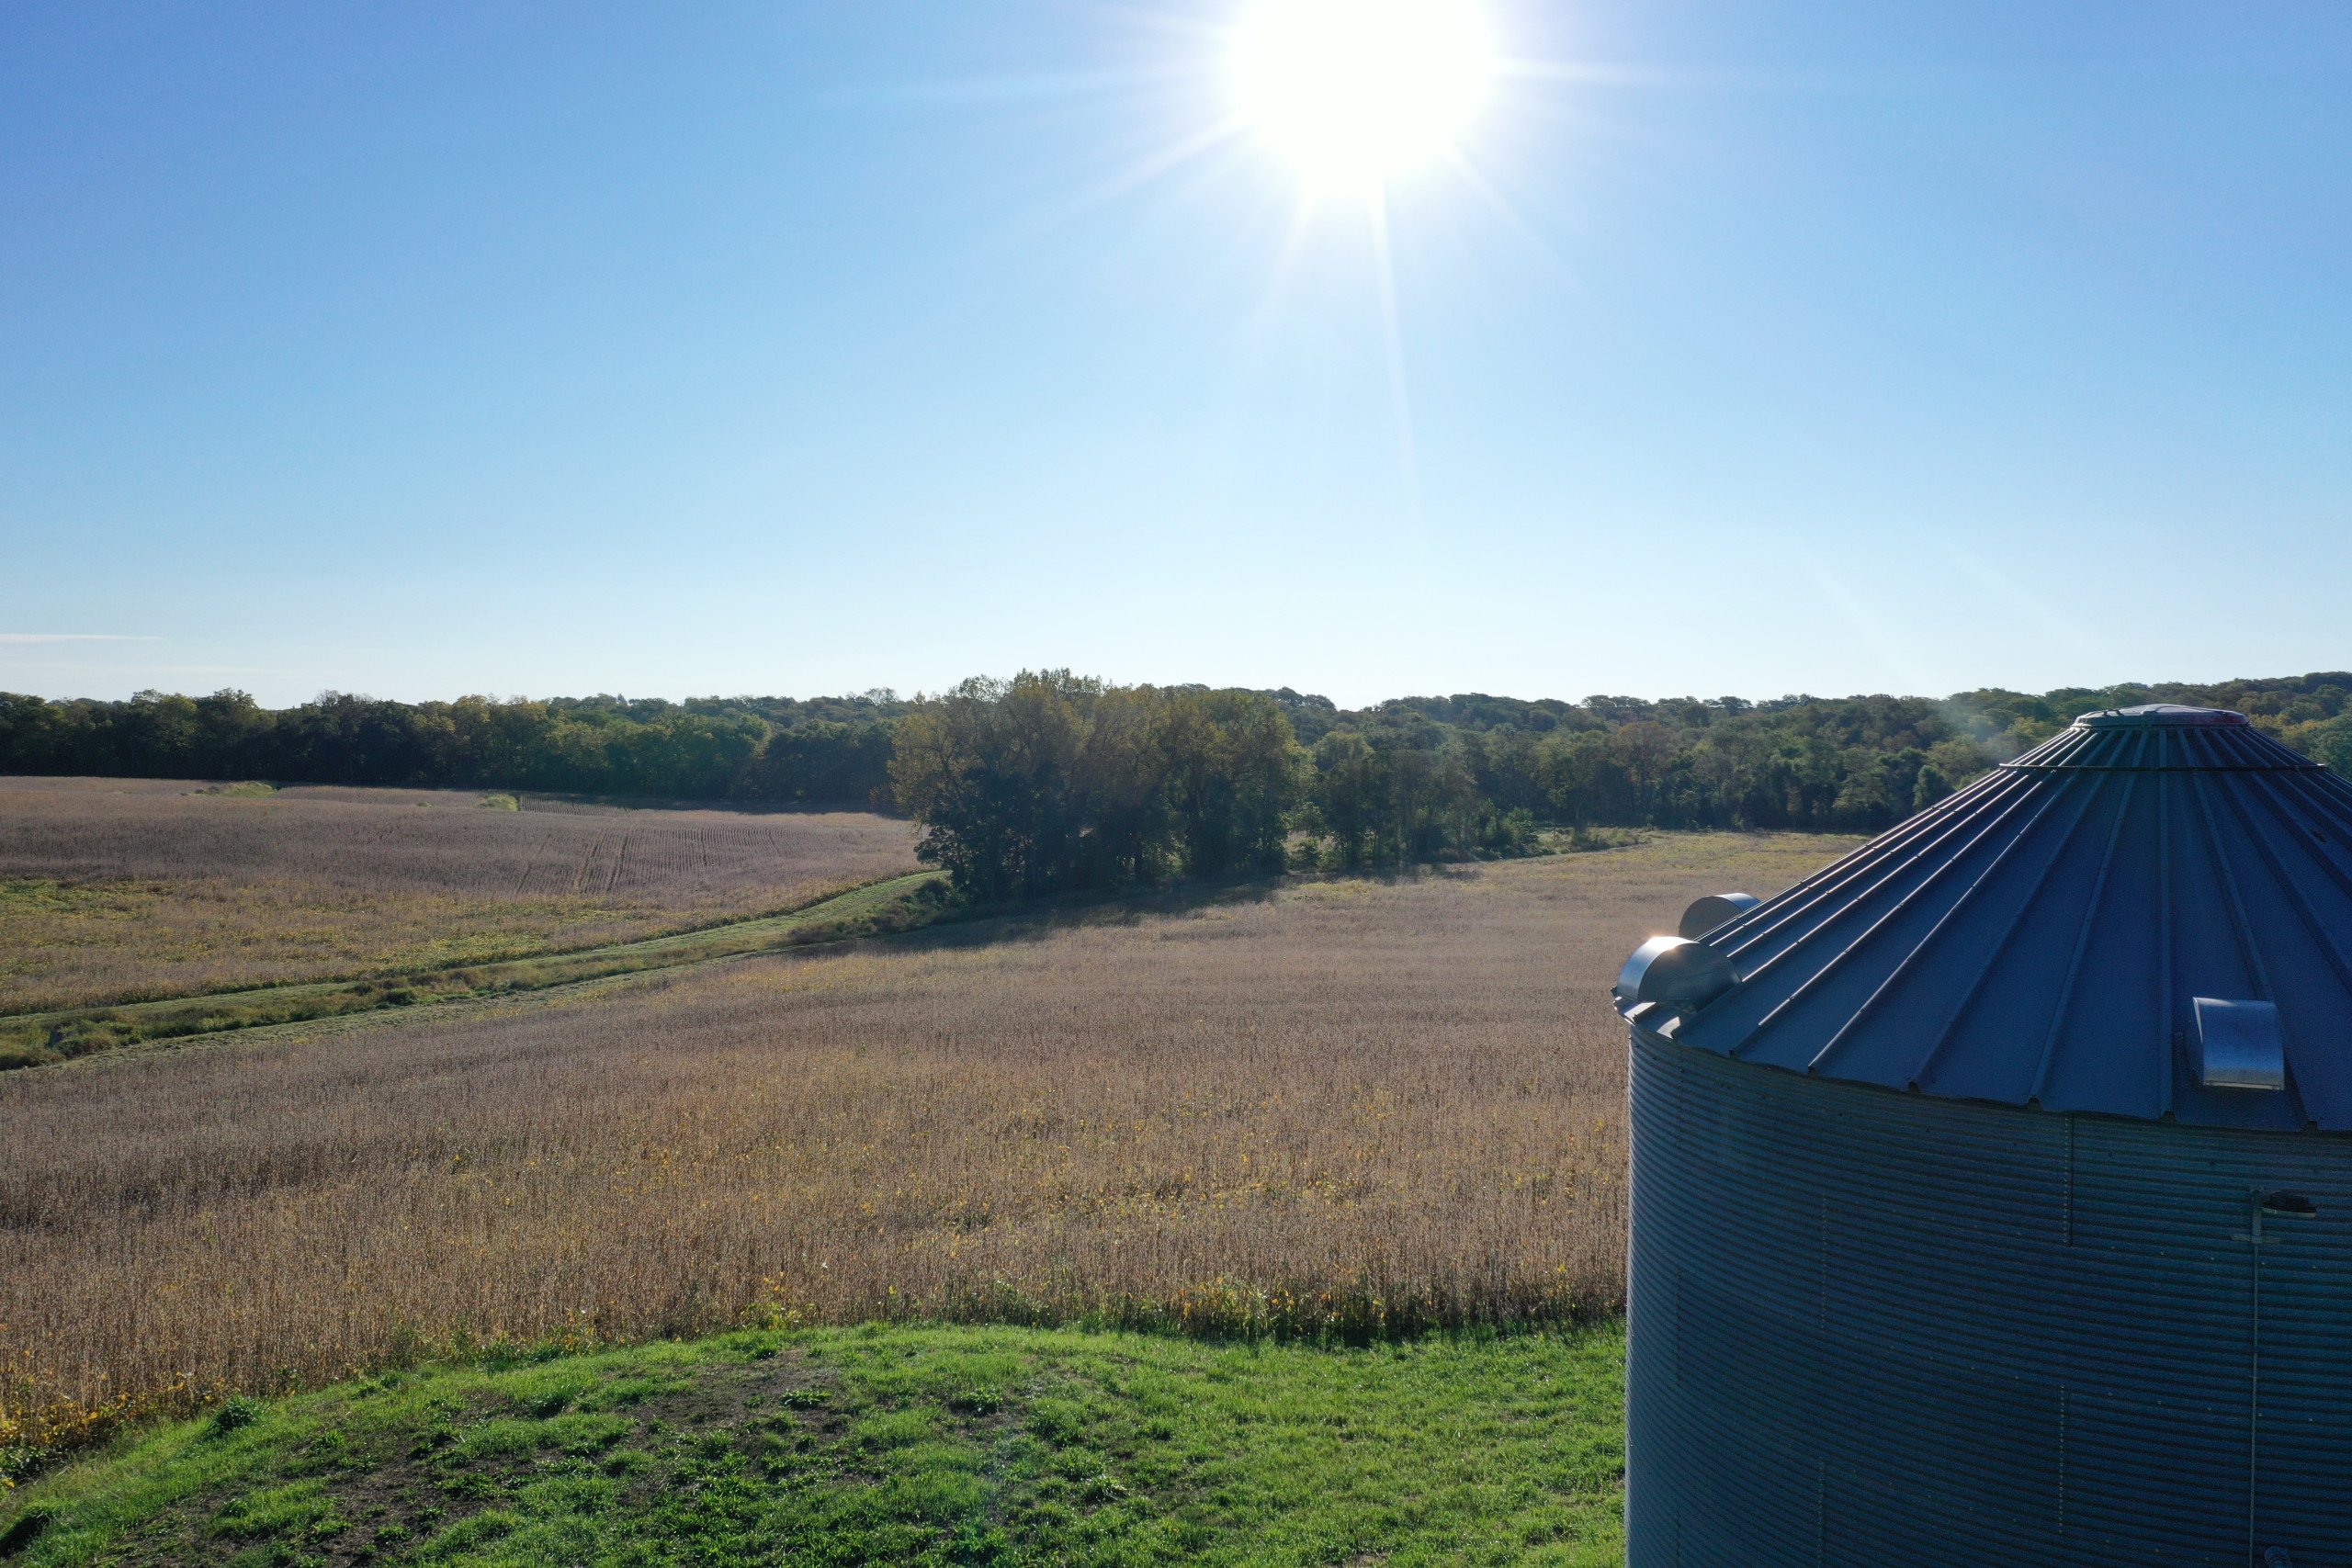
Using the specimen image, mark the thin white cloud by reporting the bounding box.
[0,633,164,643]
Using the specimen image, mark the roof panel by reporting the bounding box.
[2039,785,2167,1119]
[1641,706,2352,1132]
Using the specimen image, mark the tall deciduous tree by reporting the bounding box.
[891,674,1305,900]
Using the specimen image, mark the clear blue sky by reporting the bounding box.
[5,2,2348,709]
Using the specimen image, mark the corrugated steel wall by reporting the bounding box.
[1630,1032,2352,1567]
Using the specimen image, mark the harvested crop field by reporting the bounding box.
[0,778,920,1011]
[0,830,1852,1452]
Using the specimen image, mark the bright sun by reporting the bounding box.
[1231,0,1496,193]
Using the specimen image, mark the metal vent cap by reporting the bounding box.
[1679,892,1760,940]
[1615,936,1737,1021]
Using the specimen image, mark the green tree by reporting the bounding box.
[1308,730,1382,868]
[1158,689,1304,877]
[891,671,1093,901]
[891,676,1305,899]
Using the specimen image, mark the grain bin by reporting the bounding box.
[1615,705,2352,1568]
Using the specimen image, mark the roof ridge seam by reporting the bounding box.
[2188,768,2272,1003]
[2029,773,2139,1106]
[1900,774,2110,1092]
[2200,774,2335,1126]
[1741,778,2059,1062]
[1804,774,2106,1079]
[1721,773,2028,966]
[2222,772,2352,1022]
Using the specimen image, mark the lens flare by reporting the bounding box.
[1231,0,1496,192]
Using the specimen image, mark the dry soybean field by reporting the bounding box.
[0,829,1850,1454]
[0,777,920,1011]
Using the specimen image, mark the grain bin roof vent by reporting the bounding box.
[1639,705,2352,1131]
[1613,937,1736,1029]
[2195,997,2285,1090]
[1678,892,1760,940]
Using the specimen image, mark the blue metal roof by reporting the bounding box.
[1653,705,2352,1131]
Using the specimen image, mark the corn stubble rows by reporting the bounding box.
[0,777,918,1011]
[0,832,1843,1453]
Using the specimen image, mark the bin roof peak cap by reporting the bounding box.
[2075,704,2247,729]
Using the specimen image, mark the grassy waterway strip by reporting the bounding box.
[0,1324,1626,1567]
[0,872,946,1069]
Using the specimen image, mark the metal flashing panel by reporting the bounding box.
[2196,997,2286,1090]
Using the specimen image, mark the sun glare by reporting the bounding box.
[1231,0,1496,193]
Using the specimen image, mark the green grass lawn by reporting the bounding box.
[0,1325,1625,1567]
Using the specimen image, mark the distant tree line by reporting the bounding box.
[1258,673,2352,836]
[0,689,909,806]
[7,673,2352,894]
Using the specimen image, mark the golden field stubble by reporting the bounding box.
[0,831,1849,1450]
[0,779,919,1010]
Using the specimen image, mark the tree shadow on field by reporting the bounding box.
[269,784,899,818]
[865,863,1487,959]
